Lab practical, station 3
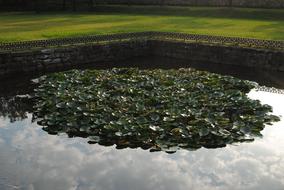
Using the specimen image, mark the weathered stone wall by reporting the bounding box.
[1,0,284,10]
[0,41,149,77]
[97,0,284,8]
[149,40,284,71]
[234,0,284,8]
[0,0,94,11]
[0,39,283,78]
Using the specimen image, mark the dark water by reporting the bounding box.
[0,57,284,190]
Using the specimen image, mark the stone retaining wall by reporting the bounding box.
[0,39,283,78]
[1,32,283,52]
[98,0,284,8]
[1,0,284,10]
[0,40,149,77]
[149,40,284,71]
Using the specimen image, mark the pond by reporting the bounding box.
[0,57,284,190]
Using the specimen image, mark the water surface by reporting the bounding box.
[0,58,284,190]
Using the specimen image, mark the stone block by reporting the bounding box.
[51,58,62,64]
[278,64,284,72]
[41,49,54,54]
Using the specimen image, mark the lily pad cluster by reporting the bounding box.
[33,68,279,153]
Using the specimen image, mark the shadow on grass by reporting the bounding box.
[93,5,284,21]
[1,5,283,22]
[0,5,283,41]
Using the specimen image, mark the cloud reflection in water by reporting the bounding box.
[0,90,283,190]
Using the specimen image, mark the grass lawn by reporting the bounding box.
[0,5,283,42]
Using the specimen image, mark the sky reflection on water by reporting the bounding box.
[0,90,283,190]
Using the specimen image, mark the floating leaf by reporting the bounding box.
[150,113,160,121]
[240,126,251,134]
[171,128,182,136]
[115,132,123,137]
[199,128,210,137]
[149,125,163,132]
[32,68,280,153]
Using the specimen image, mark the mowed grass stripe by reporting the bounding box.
[0,6,283,42]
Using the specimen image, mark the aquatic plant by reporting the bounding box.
[33,68,279,153]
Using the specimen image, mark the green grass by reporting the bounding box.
[0,5,283,42]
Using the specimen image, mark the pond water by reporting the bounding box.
[0,57,284,190]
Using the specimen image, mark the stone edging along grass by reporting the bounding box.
[0,31,283,52]
[0,32,283,78]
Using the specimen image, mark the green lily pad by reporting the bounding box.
[32,68,280,153]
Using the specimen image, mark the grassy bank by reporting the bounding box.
[0,5,283,42]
